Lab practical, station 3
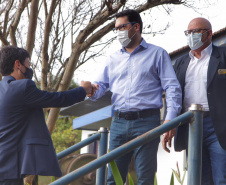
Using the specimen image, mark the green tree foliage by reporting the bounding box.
[51,116,81,154]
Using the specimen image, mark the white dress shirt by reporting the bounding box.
[183,43,212,111]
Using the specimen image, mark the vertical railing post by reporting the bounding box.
[187,104,204,185]
[96,127,109,185]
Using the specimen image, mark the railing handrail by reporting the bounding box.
[50,111,193,185]
[57,132,101,160]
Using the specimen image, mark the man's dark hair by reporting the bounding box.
[116,9,143,33]
[0,46,30,76]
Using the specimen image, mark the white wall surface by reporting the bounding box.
[157,137,187,185]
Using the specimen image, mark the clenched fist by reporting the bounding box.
[80,81,92,96]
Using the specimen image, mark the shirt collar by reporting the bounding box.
[205,43,213,56]
[120,38,148,53]
[139,38,148,49]
[3,75,16,80]
[2,75,16,83]
[189,43,213,59]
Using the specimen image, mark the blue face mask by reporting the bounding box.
[187,31,208,50]
[21,65,33,79]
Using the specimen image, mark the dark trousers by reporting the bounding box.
[0,179,24,185]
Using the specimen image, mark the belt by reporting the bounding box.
[114,108,160,120]
[203,111,210,118]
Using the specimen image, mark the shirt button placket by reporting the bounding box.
[125,54,133,110]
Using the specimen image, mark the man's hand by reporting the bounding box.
[80,81,99,97]
[80,81,92,96]
[161,120,176,153]
[87,83,99,97]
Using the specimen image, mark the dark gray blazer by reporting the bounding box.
[174,44,226,151]
[0,76,86,180]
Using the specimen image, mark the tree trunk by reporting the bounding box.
[41,0,57,91]
[26,0,39,57]
[47,107,61,134]
[47,43,81,134]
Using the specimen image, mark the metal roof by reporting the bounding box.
[60,91,112,117]
[72,106,112,130]
[60,91,112,131]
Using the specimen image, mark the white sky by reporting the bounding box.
[73,0,226,83]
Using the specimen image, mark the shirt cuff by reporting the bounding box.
[165,110,178,121]
[88,91,98,101]
[88,96,97,101]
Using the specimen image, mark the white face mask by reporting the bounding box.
[187,32,207,50]
[117,30,131,47]
[117,25,136,47]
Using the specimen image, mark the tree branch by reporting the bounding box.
[26,0,40,57]
[41,0,58,90]
[9,0,28,46]
[136,0,183,13]
[3,0,14,36]
[0,30,9,46]
[80,21,115,51]
[75,1,124,44]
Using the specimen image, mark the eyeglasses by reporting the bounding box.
[184,29,209,36]
[113,22,136,33]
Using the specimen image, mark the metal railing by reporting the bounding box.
[50,104,204,185]
[56,127,108,185]
[57,132,101,160]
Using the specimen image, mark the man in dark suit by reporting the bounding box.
[162,18,226,185]
[0,46,92,185]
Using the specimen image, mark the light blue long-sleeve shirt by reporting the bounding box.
[91,39,182,120]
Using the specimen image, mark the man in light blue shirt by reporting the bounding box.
[91,9,182,185]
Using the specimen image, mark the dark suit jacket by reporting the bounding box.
[174,44,226,151]
[0,76,86,180]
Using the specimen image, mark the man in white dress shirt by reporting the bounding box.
[162,17,226,185]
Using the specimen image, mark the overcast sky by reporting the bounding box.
[73,0,226,84]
